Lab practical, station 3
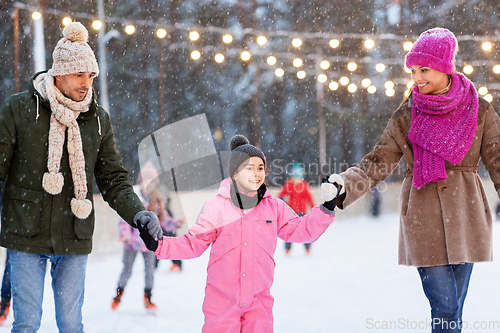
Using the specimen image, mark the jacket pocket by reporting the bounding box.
[254,219,277,261]
[4,187,43,237]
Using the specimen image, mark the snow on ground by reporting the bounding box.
[1,212,500,332]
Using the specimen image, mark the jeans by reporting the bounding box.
[417,263,474,333]
[9,249,88,333]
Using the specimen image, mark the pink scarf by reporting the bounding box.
[409,73,478,188]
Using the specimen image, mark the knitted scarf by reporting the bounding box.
[409,73,478,188]
[38,74,93,219]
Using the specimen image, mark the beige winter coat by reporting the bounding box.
[338,97,500,267]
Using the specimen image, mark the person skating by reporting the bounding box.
[138,134,341,332]
[325,28,500,333]
[0,22,162,331]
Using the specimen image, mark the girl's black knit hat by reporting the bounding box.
[228,135,266,177]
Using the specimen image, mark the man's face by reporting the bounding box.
[54,72,96,102]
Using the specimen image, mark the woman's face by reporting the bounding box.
[410,66,449,95]
[232,156,265,193]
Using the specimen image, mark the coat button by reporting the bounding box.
[243,242,247,246]
[242,273,246,277]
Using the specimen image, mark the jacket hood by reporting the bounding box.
[218,177,270,200]
[29,70,99,120]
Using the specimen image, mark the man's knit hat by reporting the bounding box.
[405,27,458,74]
[48,22,99,77]
[229,135,266,177]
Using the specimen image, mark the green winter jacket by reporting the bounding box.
[0,71,145,255]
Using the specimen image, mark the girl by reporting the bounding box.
[322,27,500,333]
[139,134,341,332]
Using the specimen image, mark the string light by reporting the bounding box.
[403,41,413,52]
[240,51,251,61]
[482,41,492,51]
[339,76,349,85]
[404,89,411,97]
[329,81,339,91]
[347,62,357,72]
[32,11,41,20]
[156,28,167,38]
[267,56,277,66]
[478,86,488,95]
[21,4,500,99]
[257,36,267,46]
[463,65,474,75]
[361,78,371,88]
[92,20,102,30]
[62,17,72,26]
[191,50,201,60]
[222,34,233,44]
[320,60,330,70]
[375,63,385,72]
[364,39,375,49]
[125,25,135,35]
[275,68,285,77]
[484,94,493,103]
[292,38,302,48]
[214,53,224,63]
[189,31,200,41]
[348,83,357,93]
[293,58,303,68]
[329,39,340,48]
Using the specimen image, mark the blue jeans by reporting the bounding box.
[417,263,474,333]
[9,249,88,333]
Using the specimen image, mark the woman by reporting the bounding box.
[323,27,500,333]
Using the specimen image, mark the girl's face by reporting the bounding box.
[232,156,265,193]
[410,66,449,95]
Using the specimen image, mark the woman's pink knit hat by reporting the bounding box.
[405,27,458,74]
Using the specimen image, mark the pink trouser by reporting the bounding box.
[202,286,274,333]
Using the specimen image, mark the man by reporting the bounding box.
[0,22,162,332]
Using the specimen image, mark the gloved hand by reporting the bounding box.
[133,211,163,241]
[321,174,345,211]
[137,222,159,252]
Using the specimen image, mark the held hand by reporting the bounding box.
[133,211,163,241]
[137,222,159,252]
[321,174,345,211]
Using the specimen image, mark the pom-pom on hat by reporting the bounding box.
[405,27,458,75]
[228,135,266,177]
[48,22,99,77]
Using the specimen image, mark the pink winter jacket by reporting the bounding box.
[155,178,335,307]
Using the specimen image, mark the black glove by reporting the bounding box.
[321,177,343,211]
[133,211,163,240]
[137,222,159,252]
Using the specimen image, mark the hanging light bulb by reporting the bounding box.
[367,85,377,94]
[292,38,302,48]
[275,68,285,77]
[156,28,167,39]
[329,39,340,49]
[364,39,375,49]
[339,76,349,85]
[222,34,233,44]
[92,20,102,30]
[482,41,493,51]
[297,70,306,79]
[361,78,371,88]
[189,31,200,41]
[347,62,357,72]
[240,51,251,62]
[293,58,303,68]
[463,65,474,75]
[191,50,201,60]
[493,65,500,74]
[125,25,135,35]
[214,53,225,63]
[329,81,339,91]
[384,81,395,90]
[318,74,327,83]
[62,17,72,26]
[257,36,267,46]
[375,63,386,72]
[320,60,330,70]
[267,56,277,66]
[348,83,357,93]
[32,11,42,20]
[403,41,413,52]
[478,86,488,96]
